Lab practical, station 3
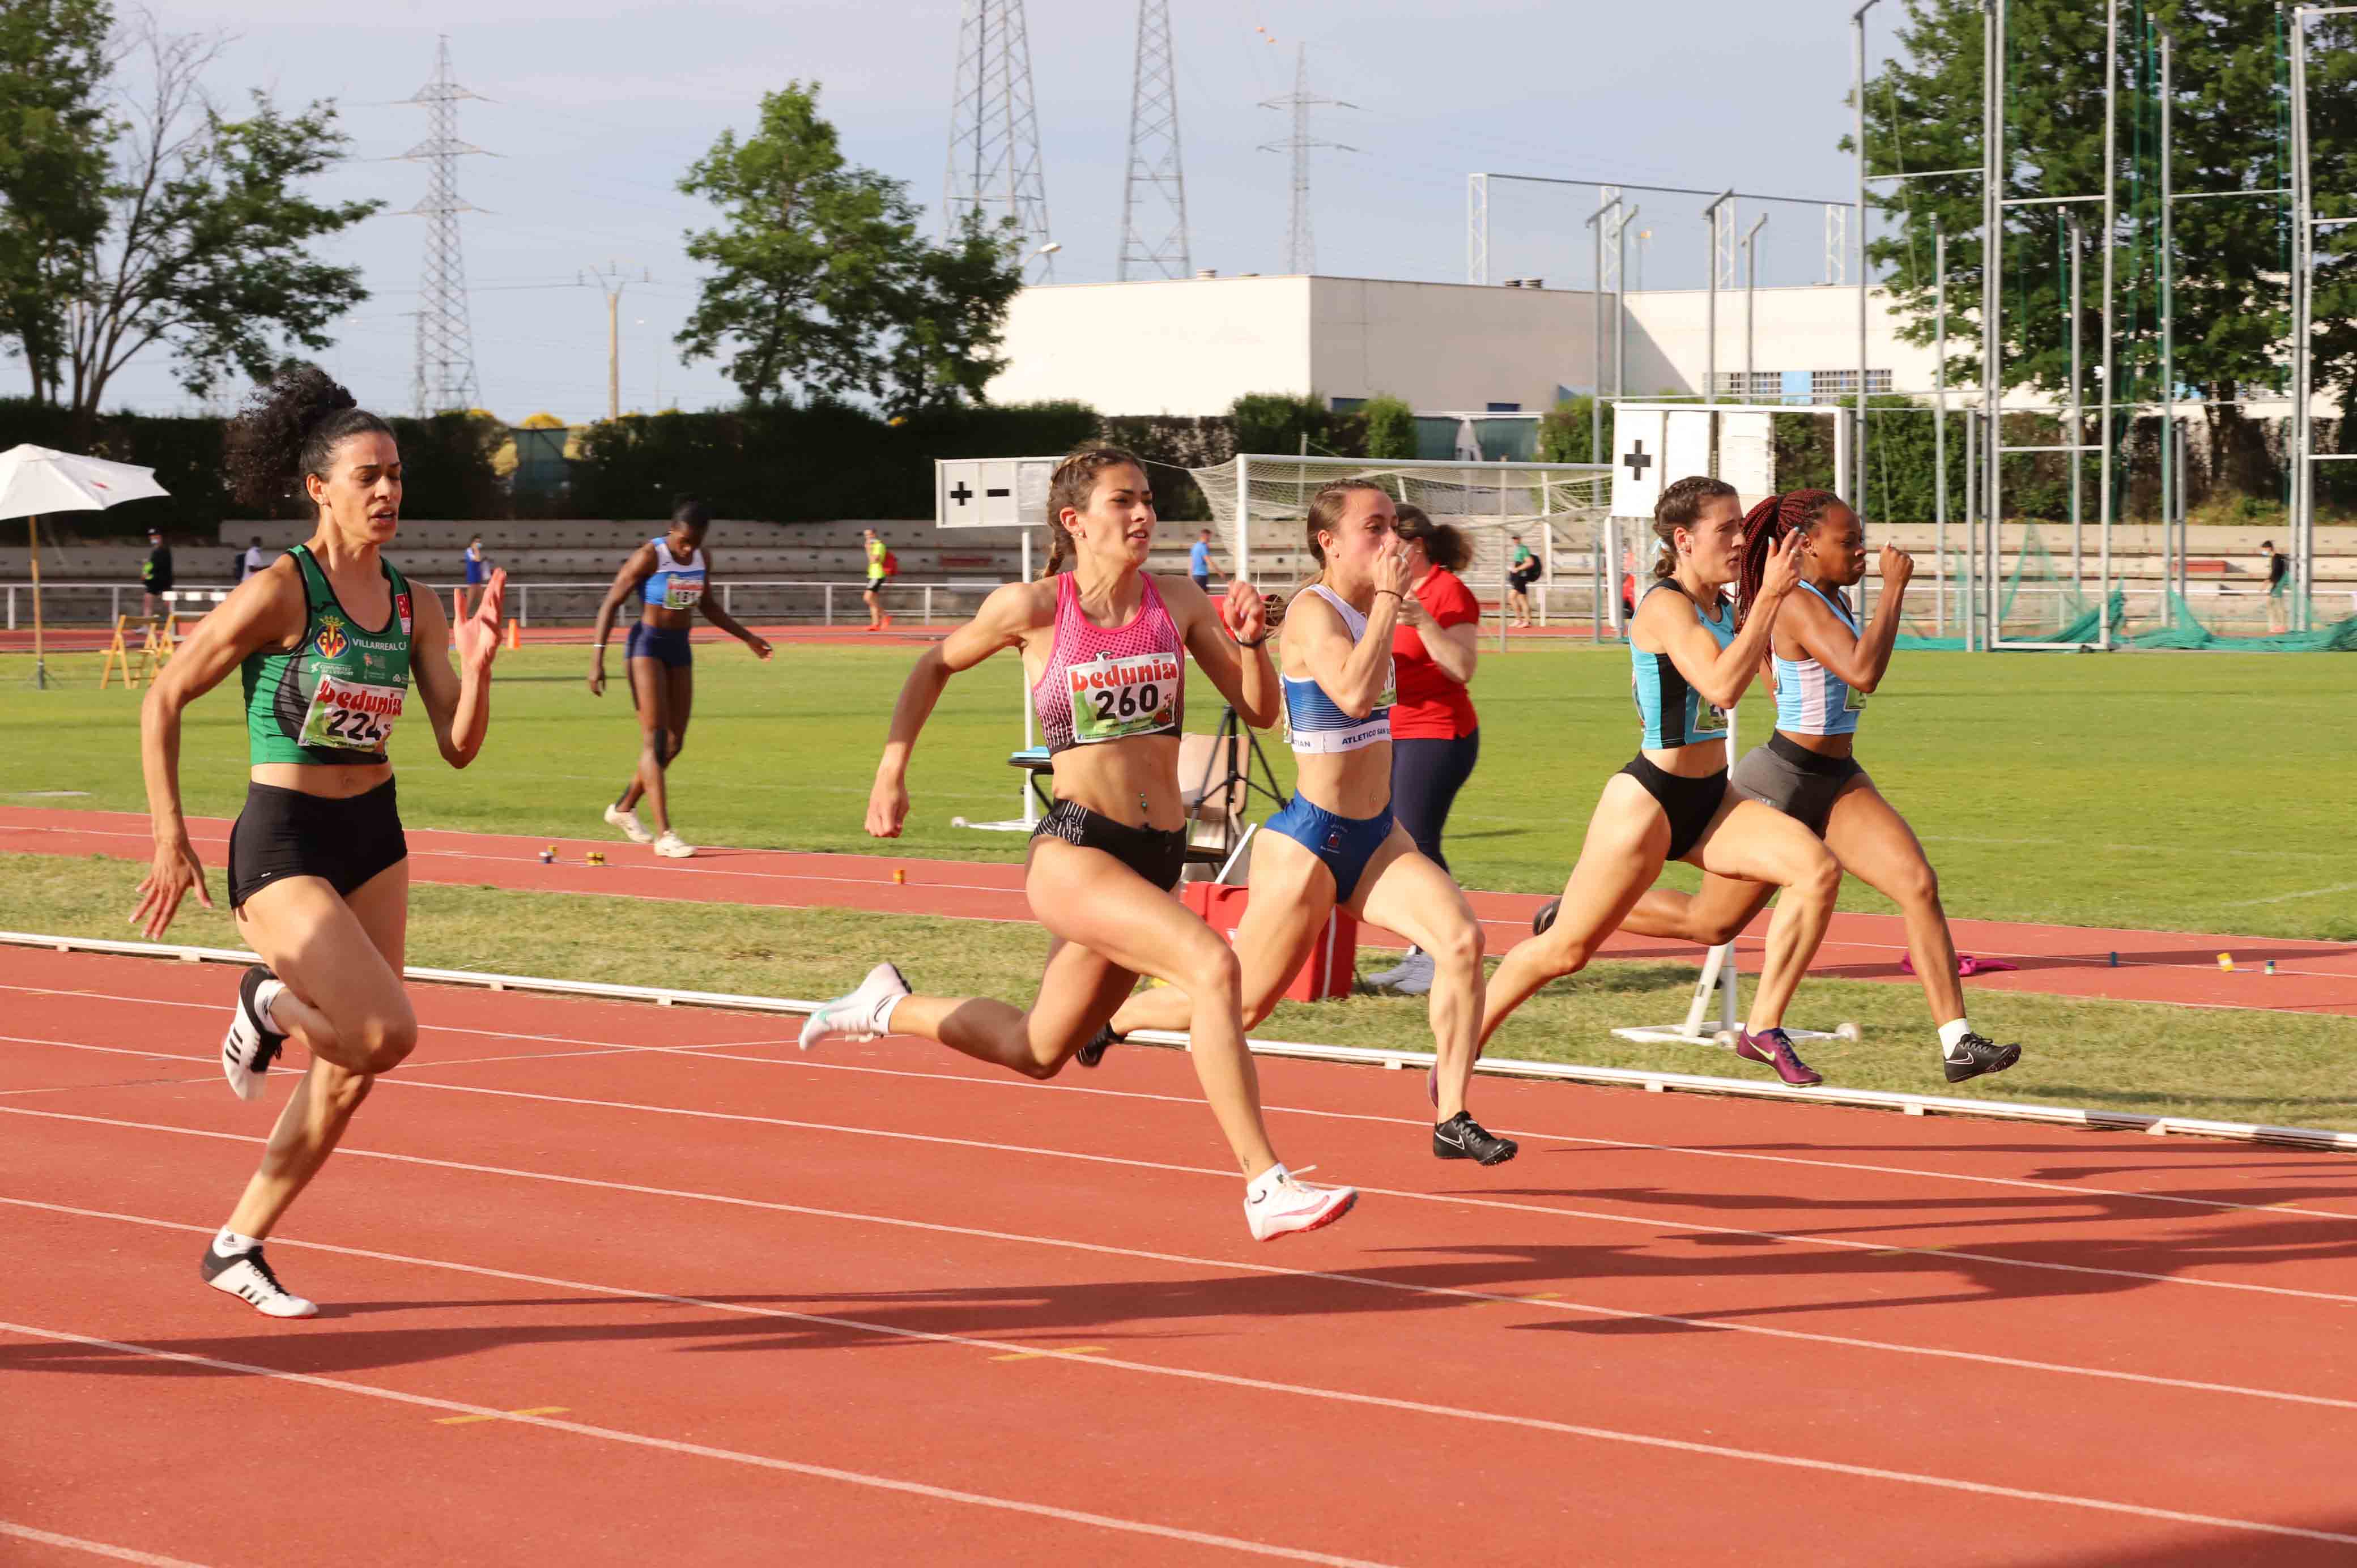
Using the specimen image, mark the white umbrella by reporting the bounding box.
[0,444,173,690]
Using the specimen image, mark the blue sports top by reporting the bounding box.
[1772,581,1866,737]
[642,538,706,612]
[1282,584,1394,755]
[1631,581,1736,749]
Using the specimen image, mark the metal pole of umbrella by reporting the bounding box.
[28,516,46,690]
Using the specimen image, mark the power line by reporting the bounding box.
[942,0,1057,282]
[394,36,491,415]
[1259,44,1355,275]
[1119,0,1192,279]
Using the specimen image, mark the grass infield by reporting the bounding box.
[15,852,2357,1133]
[7,640,2354,940]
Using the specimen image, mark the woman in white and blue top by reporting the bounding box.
[586,496,772,858]
[1482,476,1849,1089]
[1619,490,2023,1084]
[1091,480,1517,1166]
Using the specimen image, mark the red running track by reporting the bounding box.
[6,806,2354,1017]
[4,947,2357,1565]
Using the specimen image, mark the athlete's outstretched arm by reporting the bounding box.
[412,568,504,769]
[1787,547,1914,694]
[1171,576,1279,728]
[587,544,656,696]
[694,549,773,659]
[132,560,308,938]
[1646,532,1803,710]
[867,581,1037,837]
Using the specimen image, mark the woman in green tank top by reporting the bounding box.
[130,365,508,1319]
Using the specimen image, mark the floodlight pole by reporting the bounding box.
[1585,195,1623,463]
[1934,221,1949,637]
[1743,212,1769,394]
[2290,7,2315,630]
[1616,206,1640,411]
[1981,0,2003,651]
[2160,28,2179,615]
[1855,0,1882,516]
[2067,212,2084,599]
[1703,190,1734,403]
[2098,0,2118,649]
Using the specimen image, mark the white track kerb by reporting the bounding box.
[7,928,2352,1154]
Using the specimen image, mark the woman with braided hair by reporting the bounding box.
[800,448,1357,1241]
[1614,489,2023,1083]
[1478,476,1844,1084]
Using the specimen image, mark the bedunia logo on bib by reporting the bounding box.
[316,678,403,718]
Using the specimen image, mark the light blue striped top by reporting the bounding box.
[1282,585,1394,755]
[1772,581,1866,737]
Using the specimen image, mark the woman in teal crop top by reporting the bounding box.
[1477,475,1849,1088]
[132,365,508,1319]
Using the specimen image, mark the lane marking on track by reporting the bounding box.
[0,1320,1397,1568]
[8,1030,2357,1301]
[0,1522,211,1567]
[10,1009,2357,1230]
[15,1174,2357,1425]
[2223,881,2357,909]
[337,1076,2357,1307]
[436,1406,569,1425]
[990,1347,1107,1363]
[6,1305,2354,1550]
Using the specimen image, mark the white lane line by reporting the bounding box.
[8,1133,2357,1417]
[8,1304,2355,1554]
[14,1004,2357,1226]
[0,1320,1394,1567]
[361,1077,2357,1307]
[8,1036,2357,1304]
[0,1522,211,1567]
[2223,881,2357,909]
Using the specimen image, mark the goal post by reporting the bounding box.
[1186,453,1612,632]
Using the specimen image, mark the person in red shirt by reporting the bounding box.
[1364,505,1483,995]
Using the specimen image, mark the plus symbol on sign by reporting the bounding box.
[1622,441,1653,483]
[948,481,975,507]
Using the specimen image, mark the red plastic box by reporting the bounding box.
[1180,881,1359,1002]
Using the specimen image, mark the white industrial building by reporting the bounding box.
[986,272,1965,423]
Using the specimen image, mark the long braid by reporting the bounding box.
[1735,488,1844,625]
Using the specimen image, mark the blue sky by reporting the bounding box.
[7,0,1881,422]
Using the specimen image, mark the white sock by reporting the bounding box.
[874,992,903,1035]
[1247,1163,1290,1199]
[255,977,288,1035]
[213,1227,263,1258]
[1938,1019,1974,1055]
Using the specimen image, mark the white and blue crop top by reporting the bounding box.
[1631,581,1735,749]
[1282,585,1394,755]
[1772,582,1866,736]
[642,539,707,611]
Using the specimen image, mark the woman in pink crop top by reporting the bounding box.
[799,448,1358,1242]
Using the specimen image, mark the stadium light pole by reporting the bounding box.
[1854,0,1882,518]
[1742,212,1769,396]
[1616,206,1640,420]
[1585,194,1623,463]
[1702,190,1734,404]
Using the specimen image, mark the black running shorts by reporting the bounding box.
[228,778,407,911]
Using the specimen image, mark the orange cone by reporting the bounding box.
[505,619,520,651]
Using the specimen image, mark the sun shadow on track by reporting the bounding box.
[2016,1522,2357,1567]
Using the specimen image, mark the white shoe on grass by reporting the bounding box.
[604,803,654,844]
[1245,1166,1358,1242]
[201,1243,317,1319]
[221,965,287,1102]
[798,963,912,1049]
[653,831,695,859]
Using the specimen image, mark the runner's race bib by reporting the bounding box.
[299,674,405,753]
[1691,698,1729,740]
[1066,651,1181,744]
[662,577,705,610]
[1844,683,1868,713]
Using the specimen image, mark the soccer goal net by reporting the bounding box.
[1188,454,1611,607]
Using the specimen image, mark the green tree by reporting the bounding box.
[6,18,378,424]
[1361,394,1415,459]
[0,0,112,405]
[1539,395,1611,465]
[1856,2,2357,495]
[678,83,1024,414]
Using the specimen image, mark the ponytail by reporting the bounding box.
[1734,488,1843,624]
